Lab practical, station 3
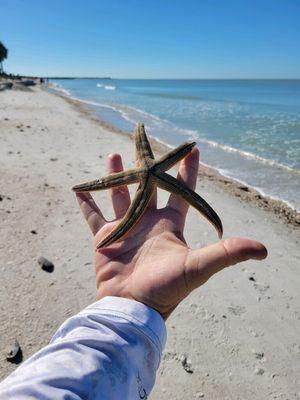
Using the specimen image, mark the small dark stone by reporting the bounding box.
[253,351,264,359]
[4,118,9,121]
[238,185,249,192]
[38,256,54,273]
[50,157,58,162]
[249,276,256,282]
[0,195,3,201]
[30,230,37,235]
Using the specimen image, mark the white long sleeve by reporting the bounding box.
[0,296,167,399]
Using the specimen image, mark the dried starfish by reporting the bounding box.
[72,123,223,248]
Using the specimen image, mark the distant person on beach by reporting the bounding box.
[0,150,267,399]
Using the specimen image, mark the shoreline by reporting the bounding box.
[1,87,300,398]
[51,88,300,228]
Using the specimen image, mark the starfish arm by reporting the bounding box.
[155,172,223,238]
[72,169,140,192]
[135,123,155,166]
[96,177,154,248]
[154,142,196,172]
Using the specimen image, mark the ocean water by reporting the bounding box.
[51,79,300,211]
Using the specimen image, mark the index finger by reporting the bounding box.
[76,192,106,235]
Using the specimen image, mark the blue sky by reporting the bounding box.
[1,0,299,78]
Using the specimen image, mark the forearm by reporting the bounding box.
[0,297,166,400]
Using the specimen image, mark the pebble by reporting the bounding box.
[238,185,249,192]
[195,393,204,398]
[38,256,54,272]
[6,339,21,360]
[180,354,194,373]
[254,367,265,375]
[252,350,264,359]
[30,229,37,235]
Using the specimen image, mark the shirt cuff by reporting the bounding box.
[77,296,167,360]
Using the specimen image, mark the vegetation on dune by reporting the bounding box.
[0,41,8,74]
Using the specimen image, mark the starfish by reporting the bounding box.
[72,123,223,249]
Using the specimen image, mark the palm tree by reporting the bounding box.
[0,42,8,74]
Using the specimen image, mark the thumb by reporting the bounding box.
[185,237,268,290]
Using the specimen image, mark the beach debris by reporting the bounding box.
[248,276,256,282]
[50,157,58,162]
[238,185,249,192]
[0,195,2,201]
[254,367,265,375]
[227,305,246,316]
[72,123,223,248]
[180,354,194,373]
[6,339,21,360]
[195,392,205,398]
[252,350,264,359]
[38,256,54,272]
[30,229,37,235]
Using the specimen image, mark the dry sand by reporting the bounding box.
[0,87,299,399]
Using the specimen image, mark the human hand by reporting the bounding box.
[76,148,267,320]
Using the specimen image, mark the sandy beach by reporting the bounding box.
[1,87,300,399]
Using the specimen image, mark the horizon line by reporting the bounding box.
[11,75,300,80]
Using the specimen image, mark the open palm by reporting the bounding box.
[76,148,267,319]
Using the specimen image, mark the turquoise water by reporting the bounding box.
[51,79,300,211]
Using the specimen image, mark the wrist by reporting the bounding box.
[96,292,173,321]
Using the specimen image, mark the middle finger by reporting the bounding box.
[108,153,131,219]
